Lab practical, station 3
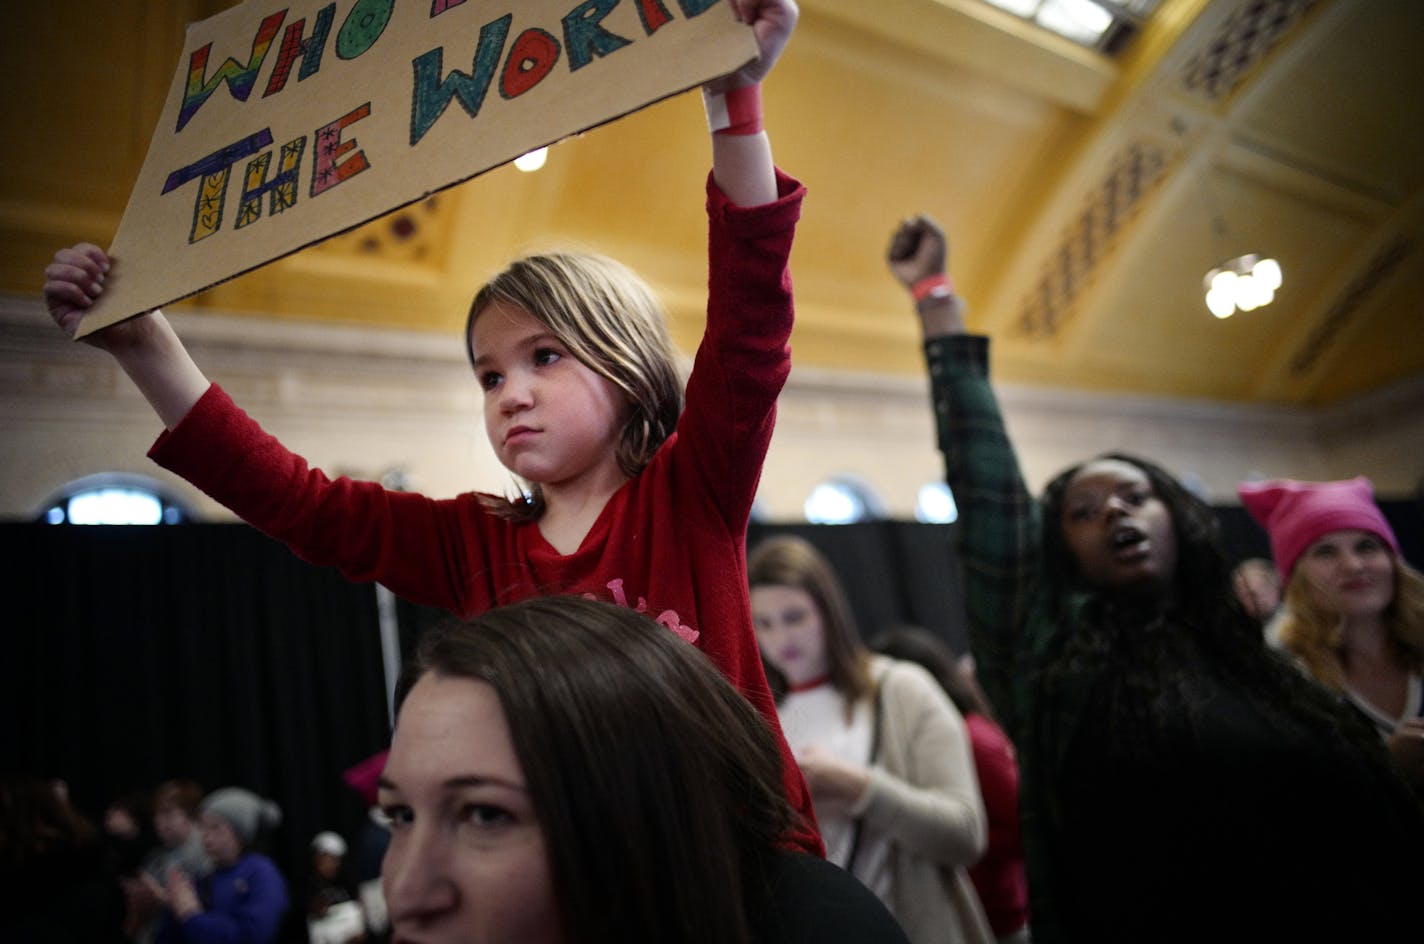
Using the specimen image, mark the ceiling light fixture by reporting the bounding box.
[1203,253,1281,319]
[513,147,548,172]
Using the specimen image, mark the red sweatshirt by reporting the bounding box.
[964,713,1029,936]
[150,170,822,856]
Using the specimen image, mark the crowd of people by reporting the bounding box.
[885,213,1424,941]
[27,0,1424,940]
[1,774,394,944]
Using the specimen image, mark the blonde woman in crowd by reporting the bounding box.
[1241,476,1424,795]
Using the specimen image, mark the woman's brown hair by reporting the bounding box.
[395,596,795,944]
[747,535,875,712]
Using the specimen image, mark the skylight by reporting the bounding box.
[981,0,1160,53]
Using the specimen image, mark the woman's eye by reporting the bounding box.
[1067,505,1094,522]
[462,804,513,828]
[378,805,412,829]
[1356,537,1383,554]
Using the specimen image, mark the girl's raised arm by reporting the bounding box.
[43,243,210,430]
[706,0,797,207]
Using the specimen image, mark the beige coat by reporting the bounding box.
[849,656,996,944]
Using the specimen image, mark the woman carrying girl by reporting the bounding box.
[886,214,1424,942]
[379,595,908,944]
[1240,475,1424,795]
[748,535,993,944]
[43,0,819,854]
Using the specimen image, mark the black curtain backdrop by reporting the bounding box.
[3,499,1419,892]
[748,521,971,653]
[1216,497,1423,572]
[402,503,1424,665]
[389,522,974,691]
[0,523,391,898]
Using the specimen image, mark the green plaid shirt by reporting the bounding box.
[925,334,1040,734]
[924,333,1076,943]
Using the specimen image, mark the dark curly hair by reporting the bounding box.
[1036,453,1389,767]
[1039,453,1223,604]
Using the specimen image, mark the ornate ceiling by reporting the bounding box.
[3,0,1420,407]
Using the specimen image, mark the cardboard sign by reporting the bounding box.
[77,0,756,337]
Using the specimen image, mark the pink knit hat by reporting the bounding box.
[1237,476,1398,582]
[343,749,388,808]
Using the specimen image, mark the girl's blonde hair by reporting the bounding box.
[1277,553,1424,691]
[465,252,683,520]
[747,535,875,717]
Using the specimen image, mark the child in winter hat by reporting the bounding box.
[200,787,282,848]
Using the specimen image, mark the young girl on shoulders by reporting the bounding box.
[43,0,819,855]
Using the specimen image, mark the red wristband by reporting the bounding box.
[911,273,954,302]
[704,84,763,136]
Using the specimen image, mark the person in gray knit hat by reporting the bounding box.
[150,787,289,944]
[200,788,281,848]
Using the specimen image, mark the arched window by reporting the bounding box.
[39,473,195,525]
[804,477,884,525]
[915,482,959,523]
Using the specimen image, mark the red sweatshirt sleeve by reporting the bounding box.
[149,384,498,614]
[678,168,804,527]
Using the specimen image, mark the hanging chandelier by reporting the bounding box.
[1203,253,1282,319]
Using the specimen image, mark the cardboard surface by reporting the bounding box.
[78,0,755,337]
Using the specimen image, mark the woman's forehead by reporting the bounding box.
[1067,458,1151,491]
[470,299,540,336]
[385,673,525,791]
[1308,528,1381,548]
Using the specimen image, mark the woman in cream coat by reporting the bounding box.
[750,535,994,944]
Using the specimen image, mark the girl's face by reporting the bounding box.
[380,674,562,944]
[752,584,830,687]
[200,813,242,868]
[1059,459,1178,592]
[470,301,629,495]
[1296,529,1395,620]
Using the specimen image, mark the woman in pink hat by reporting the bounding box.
[1239,476,1424,795]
